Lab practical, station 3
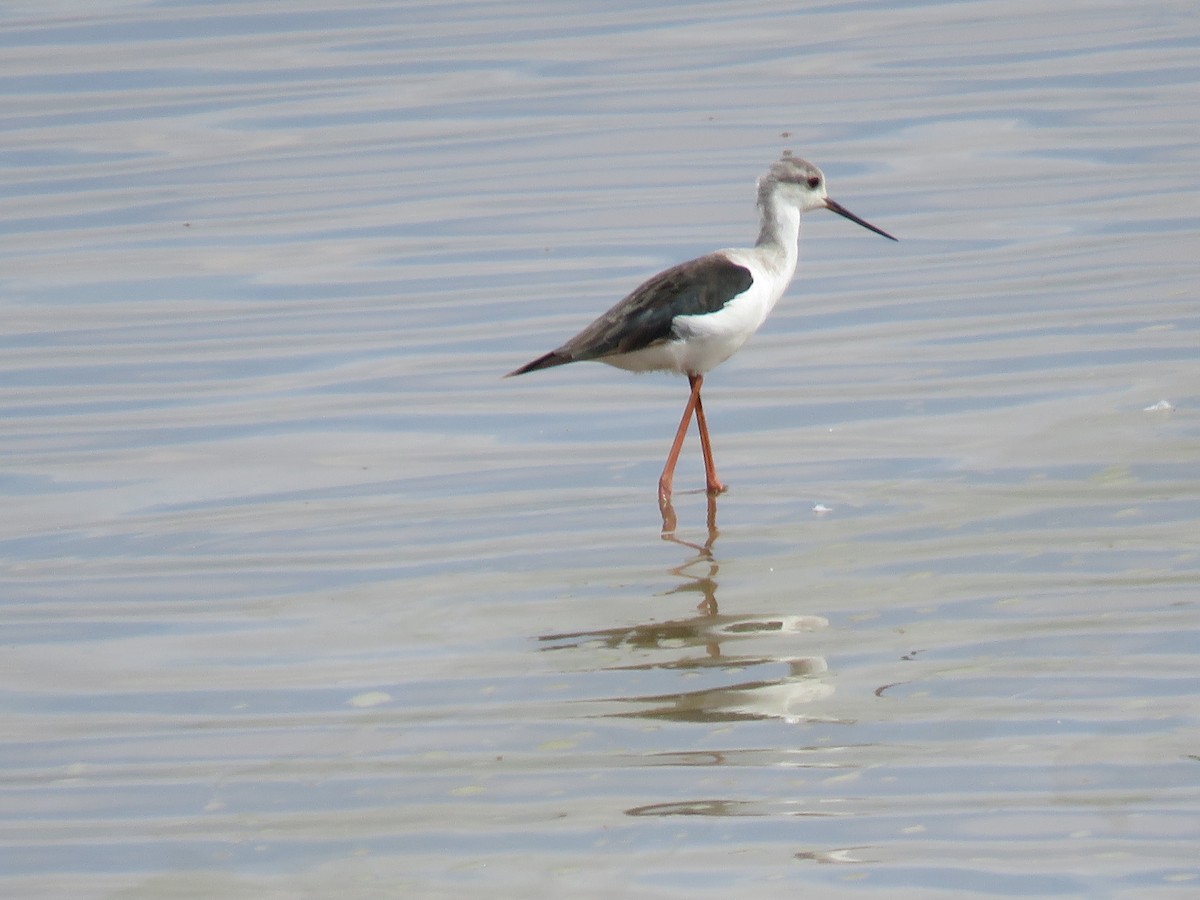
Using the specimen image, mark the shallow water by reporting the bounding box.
[3,1,1199,898]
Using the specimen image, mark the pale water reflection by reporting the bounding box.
[542,502,837,725]
[2,0,1199,898]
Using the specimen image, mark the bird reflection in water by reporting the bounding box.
[658,492,721,616]
[539,493,841,725]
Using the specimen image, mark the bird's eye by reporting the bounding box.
[806,176,820,189]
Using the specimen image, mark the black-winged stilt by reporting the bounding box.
[508,153,896,513]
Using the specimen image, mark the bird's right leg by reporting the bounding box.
[692,377,726,495]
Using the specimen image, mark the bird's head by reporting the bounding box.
[759,152,897,241]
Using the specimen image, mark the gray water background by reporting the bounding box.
[2,2,1198,897]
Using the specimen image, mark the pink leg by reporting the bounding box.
[658,375,702,508]
[692,375,726,495]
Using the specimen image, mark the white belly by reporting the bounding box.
[600,328,747,375]
[602,253,789,376]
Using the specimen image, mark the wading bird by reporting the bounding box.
[508,153,896,516]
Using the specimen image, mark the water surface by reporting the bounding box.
[2,1,1199,897]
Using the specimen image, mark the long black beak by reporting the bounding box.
[824,197,897,241]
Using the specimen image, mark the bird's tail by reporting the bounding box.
[505,350,573,377]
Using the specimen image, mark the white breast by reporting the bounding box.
[681,248,796,373]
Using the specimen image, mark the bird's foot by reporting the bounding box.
[658,483,677,534]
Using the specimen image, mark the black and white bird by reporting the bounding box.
[508,153,896,507]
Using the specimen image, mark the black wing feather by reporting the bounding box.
[507,255,752,376]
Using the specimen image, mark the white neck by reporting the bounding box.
[753,189,801,277]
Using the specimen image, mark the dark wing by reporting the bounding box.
[507,254,753,376]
